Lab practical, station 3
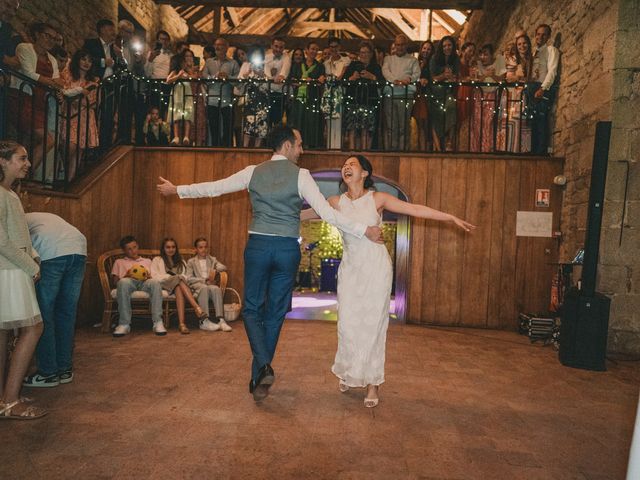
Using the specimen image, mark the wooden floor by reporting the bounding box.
[3,320,638,479]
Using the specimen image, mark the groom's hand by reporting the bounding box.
[365,226,384,244]
[157,176,178,196]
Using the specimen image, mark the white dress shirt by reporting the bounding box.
[533,44,560,91]
[100,37,113,78]
[144,49,171,79]
[177,155,368,238]
[264,51,291,93]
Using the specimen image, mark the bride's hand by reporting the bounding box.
[451,216,476,232]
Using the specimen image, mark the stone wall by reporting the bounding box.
[599,0,640,355]
[1,0,187,53]
[463,0,640,355]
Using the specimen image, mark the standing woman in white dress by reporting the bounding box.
[303,155,475,407]
[0,141,47,419]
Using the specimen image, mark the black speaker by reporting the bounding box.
[559,122,612,371]
[559,288,610,371]
[581,121,611,296]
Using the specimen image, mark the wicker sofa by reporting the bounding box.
[97,249,229,333]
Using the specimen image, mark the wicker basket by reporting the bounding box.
[223,287,242,322]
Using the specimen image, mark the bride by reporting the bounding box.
[302,155,475,407]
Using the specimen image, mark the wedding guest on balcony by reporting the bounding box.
[166,48,200,146]
[428,35,460,152]
[60,49,99,181]
[499,34,533,153]
[170,41,189,73]
[413,40,435,151]
[470,43,506,152]
[382,34,420,151]
[342,41,383,151]
[202,37,239,147]
[10,22,62,172]
[144,30,173,116]
[142,106,170,146]
[237,46,269,148]
[457,41,476,151]
[531,24,560,155]
[83,19,120,150]
[323,37,351,149]
[232,45,247,70]
[288,41,325,149]
[264,37,291,128]
[231,45,248,145]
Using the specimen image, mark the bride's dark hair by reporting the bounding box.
[339,155,375,191]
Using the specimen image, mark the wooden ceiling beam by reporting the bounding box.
[226,7,241,27]
[156,1,483,9]
[370,8,417,39]
[197,32,392,51]
[290,21,367,38]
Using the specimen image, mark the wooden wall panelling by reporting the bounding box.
[405,157,428,323]
[497,159,522,328]
[486,160,507,329]
[24,149,564,331]
[133,149,168,249]
[459,158,494,328]
[514,159,538,318]
[163,150,197,249]
[421,157,443,324]
[192,150,217,245]
[434,158,467,326]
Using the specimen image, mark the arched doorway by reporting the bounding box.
[288,169,411,323]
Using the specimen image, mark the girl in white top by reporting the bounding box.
[0,141,47,420]
[150,237,208,334]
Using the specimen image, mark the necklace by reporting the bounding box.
[346,190,367,201]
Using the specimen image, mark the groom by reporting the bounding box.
[158,126,382,401]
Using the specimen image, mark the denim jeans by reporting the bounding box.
[242,235,301,382]
[35,254,86,376]
[116,278,163,326]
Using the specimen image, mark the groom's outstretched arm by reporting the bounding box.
[157,165,256,199]
[298,169,381,242]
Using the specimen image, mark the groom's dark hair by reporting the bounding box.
[268,125,297,152]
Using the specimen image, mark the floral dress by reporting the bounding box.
[240,66,270,139]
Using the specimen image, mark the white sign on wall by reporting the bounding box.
[516,211,553,237]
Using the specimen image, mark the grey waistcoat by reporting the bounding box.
[248,159,303,238]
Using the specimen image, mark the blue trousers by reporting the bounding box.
[35,254,86,376]
[242,235,301,382]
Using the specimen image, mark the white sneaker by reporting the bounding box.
[113,324,131,337]
[199,318,221,332]
[153,321,167,336]
[218,318,232,332]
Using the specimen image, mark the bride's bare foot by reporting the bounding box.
[364,384,379,408]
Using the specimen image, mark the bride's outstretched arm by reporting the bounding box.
[375,192,476,232]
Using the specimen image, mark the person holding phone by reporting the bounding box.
[237,46,270,147]
[144,30,173,117]
[342,41,383,150]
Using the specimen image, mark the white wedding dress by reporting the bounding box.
[331,191,393,387]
